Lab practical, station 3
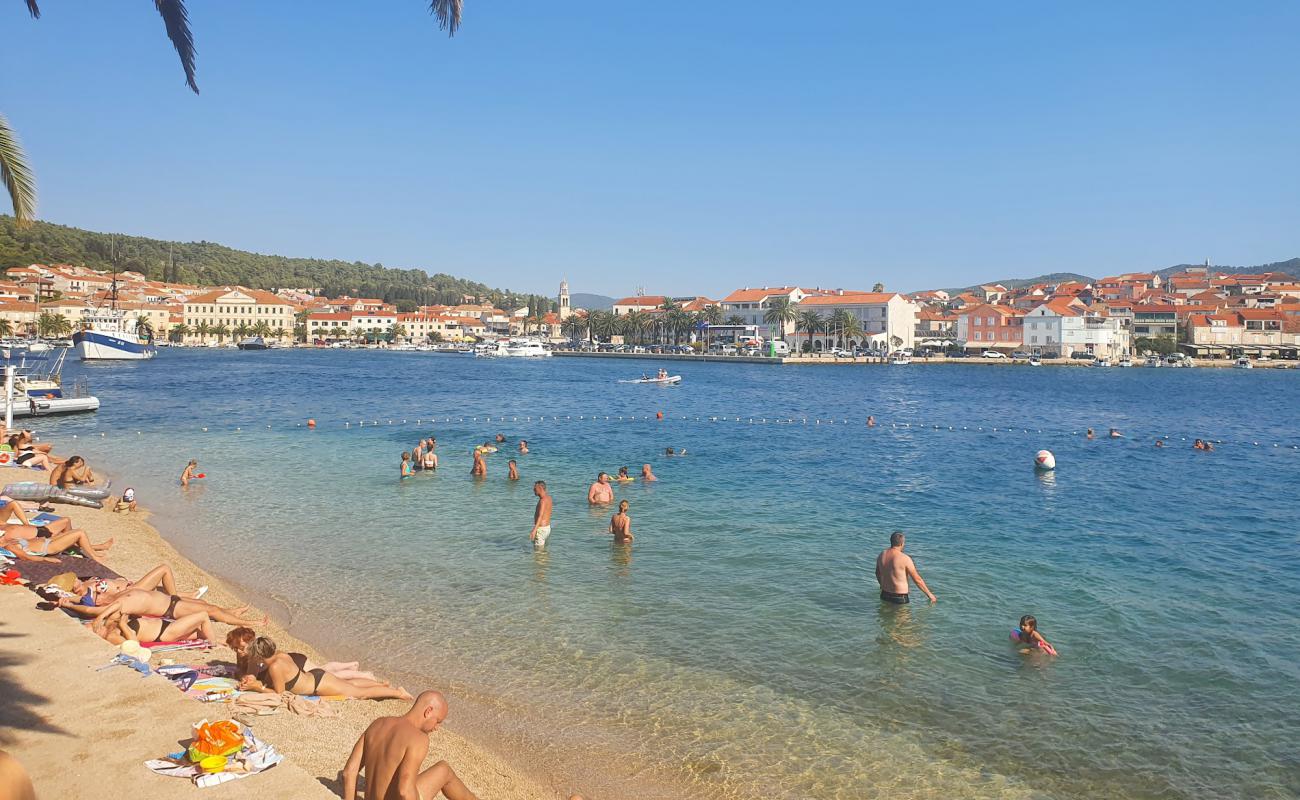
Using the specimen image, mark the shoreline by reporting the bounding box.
[0,461,580,800]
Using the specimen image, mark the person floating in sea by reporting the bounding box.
[478,441,498,454]
[470,447,487,477]
[875,531,937,604]
[1109,428,1123,439]
[180,458,199,487]
[1155,439,1165,448]
[495,433,506,443]
[400,452,414,478]
[1012,614,1058,656]
[341,691,480,800]
[640,463,657,481]
[1194,439,1215,451]
[518,440,529,454]
[867,415,876,428]
[664,447,675,456]
[1085,428,1095,440]
[530,480,552,548]
[507,459,519,481]
[615,466,634,482]
[587,472,614,505]
[609,500,633,544]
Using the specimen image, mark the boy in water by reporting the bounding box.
[507,460,519,481]
[609,500,633,544]
[529,481,552,548]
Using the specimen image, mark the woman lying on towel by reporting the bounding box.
[0,529,113,564]
[89,588,266,628]
[1,498,80,538]
[91,608,214,646]
[234,634,412,702]
[58,563,207,611]
[227,627,382,684]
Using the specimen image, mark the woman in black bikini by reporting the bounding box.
[8,433,55,470]
[91,588,266,628]
[236,636,412,701]
[92,609,214,645]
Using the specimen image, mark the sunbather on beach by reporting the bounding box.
[8,433,54,470]
[90,588,265,627]
[58,563,204,612]
[226,627,382,684]
[237,635,411,701]
[0,529,113,564]
[0,750,36,800]
[49,455,95,488]
[92,608,215,645]
[341,691,479,800]
[0,498,77,536]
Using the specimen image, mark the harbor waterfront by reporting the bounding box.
[32,348,1300,799]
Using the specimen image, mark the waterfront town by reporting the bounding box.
[1,262,1298,361]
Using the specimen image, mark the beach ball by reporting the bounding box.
[1035,450,1056,471]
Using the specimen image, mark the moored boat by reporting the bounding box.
[236,336,270,351]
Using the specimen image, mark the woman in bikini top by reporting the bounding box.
[239,635,412,702]
[92,610,214,646]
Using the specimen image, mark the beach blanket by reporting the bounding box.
[11,554,123,588]
[230,691,339,718]
[144,723,283,787]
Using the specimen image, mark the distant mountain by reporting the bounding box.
[939,258,1298,296]
[570,292,615,311]
[1155,258,1299,279]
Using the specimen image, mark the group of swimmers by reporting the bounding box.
[1085,426,1217,450]
[875,531,1058,656]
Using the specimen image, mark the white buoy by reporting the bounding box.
[1035,449,1056,470]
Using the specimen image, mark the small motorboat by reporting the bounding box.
[1117,358,1133,367]
[236,336,270,351]
[1143,356,1162,367]
[619,374,682,385]
[889,354,911,365]
[1028,355,1042,366]
[1234,357,1253,369]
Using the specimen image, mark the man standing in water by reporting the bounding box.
[875,531,936,604]
[530,480,553,547]
[470,447,486,477]
[341,690,479,800]
[587,472,613,504]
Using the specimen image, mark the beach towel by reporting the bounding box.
[230,691,339,718]
[145,723,283,787]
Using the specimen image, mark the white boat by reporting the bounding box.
[51,338,73,348]
[25,340,53,353]
[1235,357,1253,369]
[1117,358,1133,367]
[1029,355,1042,367]
[1090,359,1112,367]
[1143,356,1162,367]
[4,350,100,417]
[236,336,270,351]
[477,338,552,358]
[889,355,912,365]
[619,375,682,385]
[73,308,157,361]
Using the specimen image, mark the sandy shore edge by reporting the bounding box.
[0,462,570,800]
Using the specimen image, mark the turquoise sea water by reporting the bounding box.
[33,350,1300,799]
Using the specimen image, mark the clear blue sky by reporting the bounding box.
[4,1,1297,297]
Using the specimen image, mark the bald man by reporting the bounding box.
[342,691,478,800]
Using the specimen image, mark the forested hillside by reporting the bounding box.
[0,216,555,312]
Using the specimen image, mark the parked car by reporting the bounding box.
[1070,351,1096,360]
[1011,351,1030,359]
[946,350,968,358]
[828,347,853,357]
[1040,351,1060,359]
[982,350,1008,359]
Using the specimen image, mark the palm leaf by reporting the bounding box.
[25,0,40,19]
[155,0,199,94]
[0,113,37,224]
[429,0,463,35]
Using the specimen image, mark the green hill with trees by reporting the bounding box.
[0,216,555,314]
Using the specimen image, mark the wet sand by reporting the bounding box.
[0,463,575,799]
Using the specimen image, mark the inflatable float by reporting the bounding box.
[2,480,113,509]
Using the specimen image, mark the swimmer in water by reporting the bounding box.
[508,460,519,481]
[1155,439,1164,448]
[867,415,876,428]
[518,440,529,454]
[609,500,633,544]
[664,447,675,456]
[422,446,438,470]
[180,459,199,487]
[1012,614,1057,656]
[496,433,506,443]
[1109,428,1123,439]
[530,481,552,548]
[1086,428,1095,440]
[616,466,634,482]
[470,448,487,477]
[1203,440,1215,452]
[400,452,414,478]
[587,473,614,505]
[640,463,657,481]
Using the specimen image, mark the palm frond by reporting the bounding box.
[25,0,40,19]
[429,0,463,35]
[0,113,38,225]
[155,0,199,94]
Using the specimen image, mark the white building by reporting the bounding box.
[719,287,811,336]
[794,292,919,352]
[1025,298,1131,358]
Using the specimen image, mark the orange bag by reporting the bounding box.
[189,720,244,761]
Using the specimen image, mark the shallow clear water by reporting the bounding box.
[33,350,1300,799]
